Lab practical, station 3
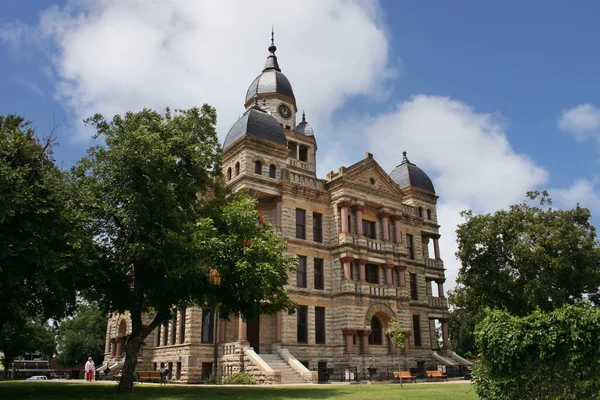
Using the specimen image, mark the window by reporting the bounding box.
[299,145,308,162]
[365,264,379,284]
[313,212,323,242]
[314,258,324,290]
[297,306,308,343]
[418,207,423,218]
[410,273,418,300]
[296,209,306,239]
[369,316,383,345]
[347,215,352,234]
[413,315,422,347]
[201,362,213,380]
[363,220,376,239]
[235,162,240,176]
[315,307,325,344]
[179,308,186,344]
[155,326,161,347]
[162,322,168,346]
[201,309,213,343]
[269,164,276,178]
[427,209,432,220]
[288,141,297,159]
[227,167,231,181]
[255,160,262,175]
[297,256,307,288]
[407,234,414,259]
[171,312,177,345]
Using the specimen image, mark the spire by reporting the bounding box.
[301,110,306,124]
[402,151,409,163]
[263,28,281,72]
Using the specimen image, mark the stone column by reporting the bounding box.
[275,312,282,343]
[378,210,391,241]
[238,316,247,342]
[360,330,371,355]
[404,331,412,355]
[397,265,406,287]
[383,264,394,287]
[342,257,353,280]
[110,339,117,357]
[436,279,445,298]
[441,321,449,350]
[392,215,402,244]
[342,329,356,354]
[115,338,124,358]
[354,204,364,236]
[338,201,351,233]
[357,259,367,283]
[274,196,282,229]
[433,235,441,259]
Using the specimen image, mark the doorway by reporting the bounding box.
[247,317,260,353]
[318,361,328,383]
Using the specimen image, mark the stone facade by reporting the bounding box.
[102,37,453,384]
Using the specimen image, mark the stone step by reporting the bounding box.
[258,353,305,384]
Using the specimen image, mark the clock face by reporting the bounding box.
[278,104,292,119]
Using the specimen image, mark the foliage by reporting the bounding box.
[449,190,600,356]
[204,374,219,385]
[222,372,257,385]
[55,303,106,368]
[0,114,94,368]
[75,106,296,392]
[473,303,600,400]
[385,317,407,386]
[0,316,56,371]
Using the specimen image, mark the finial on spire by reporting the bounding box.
[402,151,409,163]
[253,95,259,107]
[302,110,306,123]
[269,27,277,54]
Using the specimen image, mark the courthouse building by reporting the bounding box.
[102,37,468,384]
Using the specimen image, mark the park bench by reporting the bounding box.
[427,370,448,382]
[393,371,417,383]
[137,371,162,383]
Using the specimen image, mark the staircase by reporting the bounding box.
[433,351,474,366]
[259,354,306,384]
[96,360,124,380]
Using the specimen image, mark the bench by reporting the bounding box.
[393,371,417,383]
[137,371,163,383]
[427,370,448,382]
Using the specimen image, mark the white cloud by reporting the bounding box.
[558,103,600,143]
[15,0,394,142]
[551,177,600,214]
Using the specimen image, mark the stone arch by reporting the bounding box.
[364,303,396,328]
[117,318,128,337]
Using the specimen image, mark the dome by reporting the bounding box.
[223,107,286,149]
[244,36,295,104]
[294,111,314,136]
[389,152,436,193]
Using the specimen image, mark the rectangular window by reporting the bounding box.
[297,256,307,288]
[288,141,297,159]
[201,309,214,343]
[413,315,422,347]
[155,327,160,347]
[407,234,414,259]
[362,220,377,239]
[365,264,379,284]
[299,145,308,162]
[297,306,308,344]
[171,312,177,345]
[162,322,168,346]
[348,215,352,234]
[179,308,186,344]
[315,307,325,344]
[314,258,324,290]
[312,212,323,242]
[296,208,306,239]
[410,273,418,300]
[201,362,213,380]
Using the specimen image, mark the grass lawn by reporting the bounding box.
[0,381,476,400]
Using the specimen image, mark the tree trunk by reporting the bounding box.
[397,353,403,388]
[117,331,144,393]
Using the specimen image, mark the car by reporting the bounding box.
[26,376,48,380]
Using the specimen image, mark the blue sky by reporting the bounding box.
[2,0,599,289]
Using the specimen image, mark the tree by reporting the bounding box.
[473,303,600,399]
[449,191,600,356]
[0,115,94,370]
[74,106,297,392]
[385,317,406,387]
[55,303,106,368]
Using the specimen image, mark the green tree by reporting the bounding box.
[0,115,94,370]
[75,106,297,392]
[55,303,106,368]
[474,303,600,399]
[449,191,600,356]
[385,317,406,387]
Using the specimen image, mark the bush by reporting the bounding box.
[222,372,257,385]
[204,374,219,385]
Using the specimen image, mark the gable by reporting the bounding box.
[339,158,404,199]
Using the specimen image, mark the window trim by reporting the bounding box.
[296,208,306,239]
[312,212,323,242]
[297,256,307,288]
[314,258,324,290]
[297,305,308,344]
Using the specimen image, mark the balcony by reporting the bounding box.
[424,258,444,270]
[428,296,448,309]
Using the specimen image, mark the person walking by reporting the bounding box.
[84,357,95,382]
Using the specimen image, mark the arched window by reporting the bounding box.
[227,167,232,181]
[255,160,262,175]
[235,162,240,176]
[427,209,432,220]
[369,316,383,345]
[269,164,276,178]
[418,207,423,218]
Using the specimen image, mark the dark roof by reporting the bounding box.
[245,70,295,104]
[389,152,435,193]
[223,107,286,149]
[294,111,314,136]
